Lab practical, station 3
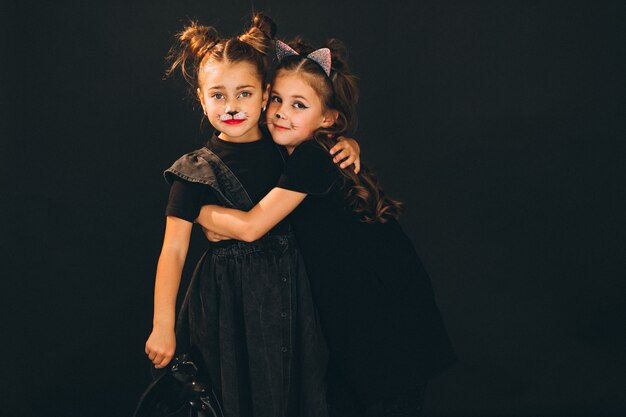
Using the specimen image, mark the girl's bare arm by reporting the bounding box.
[197,137,360,243]
[145,216,192,368]
[196,187,307,242]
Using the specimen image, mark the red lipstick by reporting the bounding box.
[223,119,245,125]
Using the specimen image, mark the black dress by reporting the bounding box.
[276,139,457,407]
[164,133,328,417]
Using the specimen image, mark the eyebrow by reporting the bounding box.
[208,84,256,90]
[272,91,309,102]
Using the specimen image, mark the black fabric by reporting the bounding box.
[165,131,289,233]
[277,140,341,196]
[204,131,287,203]
[166,137,329,417]
[277,140,457,405]
[180,234,328,417]
[165,178,218,222]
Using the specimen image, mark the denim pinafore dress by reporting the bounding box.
[164,147,328,417]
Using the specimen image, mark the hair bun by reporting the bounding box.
[165,21,220,86]
[252,12,277,40]
[179,22,220,60]
[237,12,277,55]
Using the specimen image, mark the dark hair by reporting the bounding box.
[276,38,404,223]
[164,13,276,95]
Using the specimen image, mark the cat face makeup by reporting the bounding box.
[266,70,336,154]
[219,112,247,122]
[197,61,269,142]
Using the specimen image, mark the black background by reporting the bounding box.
[2,1,625,416]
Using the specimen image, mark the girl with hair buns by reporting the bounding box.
[196,37,457,417]
[144,14,361,417]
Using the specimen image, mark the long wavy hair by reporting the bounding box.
[276,38,404,223]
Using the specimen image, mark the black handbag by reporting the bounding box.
[132,347,224,417]
[134,262,223,417]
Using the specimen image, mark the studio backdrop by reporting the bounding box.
[1,1,624,416]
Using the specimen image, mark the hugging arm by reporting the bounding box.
[201,227,234,242]
[198,139,342,243]
[196,187,307,242]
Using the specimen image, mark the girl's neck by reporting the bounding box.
[218,126,263,144]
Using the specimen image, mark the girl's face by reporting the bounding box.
[198,61,269,142]
[266,70,336,153]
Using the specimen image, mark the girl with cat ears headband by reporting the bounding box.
[270,37,362,175]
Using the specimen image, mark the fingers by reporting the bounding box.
[332,149,361,172]
[329,142,345,157]
[154,353,173,369]
[339,136,359,154]
[340,154,357,169]
[146,336,174,367]
[202,227,221,242]
[207,232,221,242]
[207,231,229,242]
[330,137,360,173]
[145,346,174,368]
[333,150,355,167]
[332,148,348,164]
[203,225,230,242]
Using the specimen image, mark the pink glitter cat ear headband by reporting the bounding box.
[275,40,331,76]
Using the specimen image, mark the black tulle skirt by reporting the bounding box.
[176,233,328,417]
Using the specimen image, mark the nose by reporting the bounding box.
[274,103,285,119]
[224,99,237,114]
